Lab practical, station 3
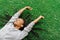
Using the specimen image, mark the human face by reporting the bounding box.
[14,18,24,28]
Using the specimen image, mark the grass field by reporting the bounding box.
[0,0,60,40]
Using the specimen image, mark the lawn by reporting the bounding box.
[0,0,60,40]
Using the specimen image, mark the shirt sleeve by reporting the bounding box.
[2,12,21,30]
[4,12,21,26]
[16,30,28,40]
[23,22,35,32]
[8,12,21,23]
[16,22,35,40]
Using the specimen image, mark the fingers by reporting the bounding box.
[25,6,32,10]
[38,16,44,19]
[33,16,44,24]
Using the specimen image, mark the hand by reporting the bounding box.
[33,16,44,23]
[39,16,44,19]
[25,6,32,10]
[18,6,32,14]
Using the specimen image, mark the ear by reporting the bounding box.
[21,25,24,27]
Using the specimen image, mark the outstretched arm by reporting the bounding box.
[18,16,44,40]
[8,6,32,23]
[24,16,44,32]
[33,16,44,23]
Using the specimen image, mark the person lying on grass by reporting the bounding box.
[0,6,44,40]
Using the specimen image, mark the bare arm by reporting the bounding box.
[7,6,32,23]
[17,6,32,14]
[33,16,44,24]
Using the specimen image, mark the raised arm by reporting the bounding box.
[8,6,32,23]
[17,16,44,40]
[33,16,44,23]
[23,16,44,32]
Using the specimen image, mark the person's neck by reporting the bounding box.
[14,26,20,30]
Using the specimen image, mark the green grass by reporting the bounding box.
[0,0,60,40]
